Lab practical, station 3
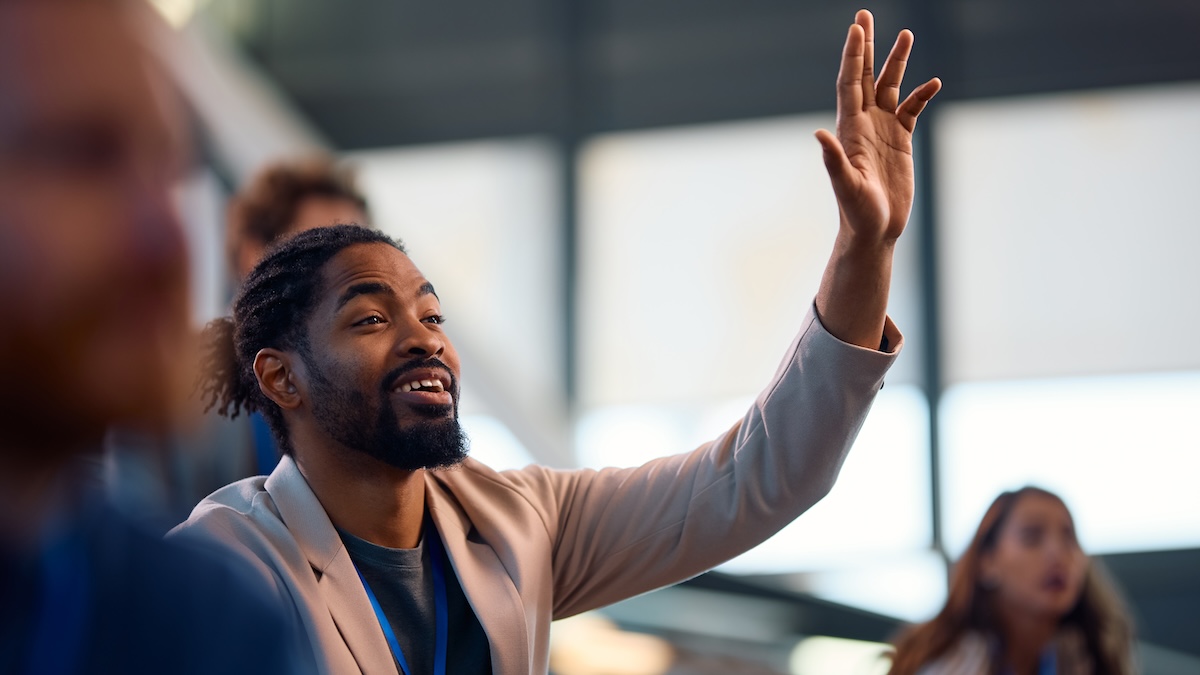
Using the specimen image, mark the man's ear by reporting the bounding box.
[253,348,305,411]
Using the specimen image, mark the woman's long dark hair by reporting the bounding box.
[888,487,1134,675]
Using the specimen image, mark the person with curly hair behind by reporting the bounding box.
[889,487,1136,675]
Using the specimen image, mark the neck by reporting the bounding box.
[995,605,1059,675]
[293,438,427,550]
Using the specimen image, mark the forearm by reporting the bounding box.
[814,226,898,350]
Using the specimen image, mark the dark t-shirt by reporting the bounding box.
[0,501,312,675]
[339,527,491,675]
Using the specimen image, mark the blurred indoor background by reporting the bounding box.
[146,0,1199,672]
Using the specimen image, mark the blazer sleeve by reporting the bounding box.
[504,305,899,619]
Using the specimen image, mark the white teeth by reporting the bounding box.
[396,378,446,393]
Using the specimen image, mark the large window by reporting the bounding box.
[940,373,1200,557]
[935,82,1200,557]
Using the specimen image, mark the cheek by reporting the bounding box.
[0,178,133,316]
[992,548,1040,591]
[0,190,191,431]
[1067,555,1090,594]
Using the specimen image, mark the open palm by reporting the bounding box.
[815,10,941,243]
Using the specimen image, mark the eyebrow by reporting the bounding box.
[335,282,395,311]
[334,280,439,311]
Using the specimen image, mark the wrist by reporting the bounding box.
[832,225,898,262]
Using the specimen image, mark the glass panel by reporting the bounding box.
[578,114,923,410]
[936,82,1200,383]
[775,550,949,624]
[174,167,228,325]
[459,413,537,472]
[940,372,1200,557]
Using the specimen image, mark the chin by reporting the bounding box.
[371,415,469,472]
[1036,596,1082,621]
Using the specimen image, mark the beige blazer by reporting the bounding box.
[170,308,899,675]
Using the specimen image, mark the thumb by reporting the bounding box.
[814,129,853,182]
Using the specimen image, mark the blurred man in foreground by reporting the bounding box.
[0,1,307,671]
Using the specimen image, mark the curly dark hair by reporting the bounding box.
[226,157,370,274]
[199,225,406,454]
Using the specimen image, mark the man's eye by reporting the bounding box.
[423,314,446,325]
[355,315,386,326]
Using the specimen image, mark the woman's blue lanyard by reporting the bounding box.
[1003,648,1057,675]
[353,526,449,675]
[24,529,90,675]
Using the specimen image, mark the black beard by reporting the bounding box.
[304,353,468,471]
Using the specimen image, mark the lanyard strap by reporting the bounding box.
[250,412,280,476]
[1038,647,1057,675]
[26,530,89,675]
[354,526,449,675]
[1003,647,1058,675]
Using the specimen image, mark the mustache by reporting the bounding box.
[382,358,458,395]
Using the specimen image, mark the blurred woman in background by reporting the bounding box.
[888,486,1135,675]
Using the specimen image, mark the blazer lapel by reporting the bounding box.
[426,477,531,675]
[265,456,398,675]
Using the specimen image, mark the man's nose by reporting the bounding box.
[395,318,445,358]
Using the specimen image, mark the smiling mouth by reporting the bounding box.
[396,379,446,394]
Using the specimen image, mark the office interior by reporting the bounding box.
[146,0,1200,672]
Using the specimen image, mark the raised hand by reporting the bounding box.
[812,10,941,349]
[814,10,941,244]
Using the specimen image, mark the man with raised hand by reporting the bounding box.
[172,10,940,675]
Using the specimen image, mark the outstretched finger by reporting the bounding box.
[856,10,876,109]
[836,23,866,118]
[896,77,942,131]
[876,29,913,112]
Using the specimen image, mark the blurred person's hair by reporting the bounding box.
[226,157,370,270]
[199,225,404,455]
[888,486,1134,675]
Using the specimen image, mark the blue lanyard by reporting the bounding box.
[1003,648,1057,675]
[353,526,449,675]
[250,412,280,476]
[1038,647,1057,675]
[25,530,89,675]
